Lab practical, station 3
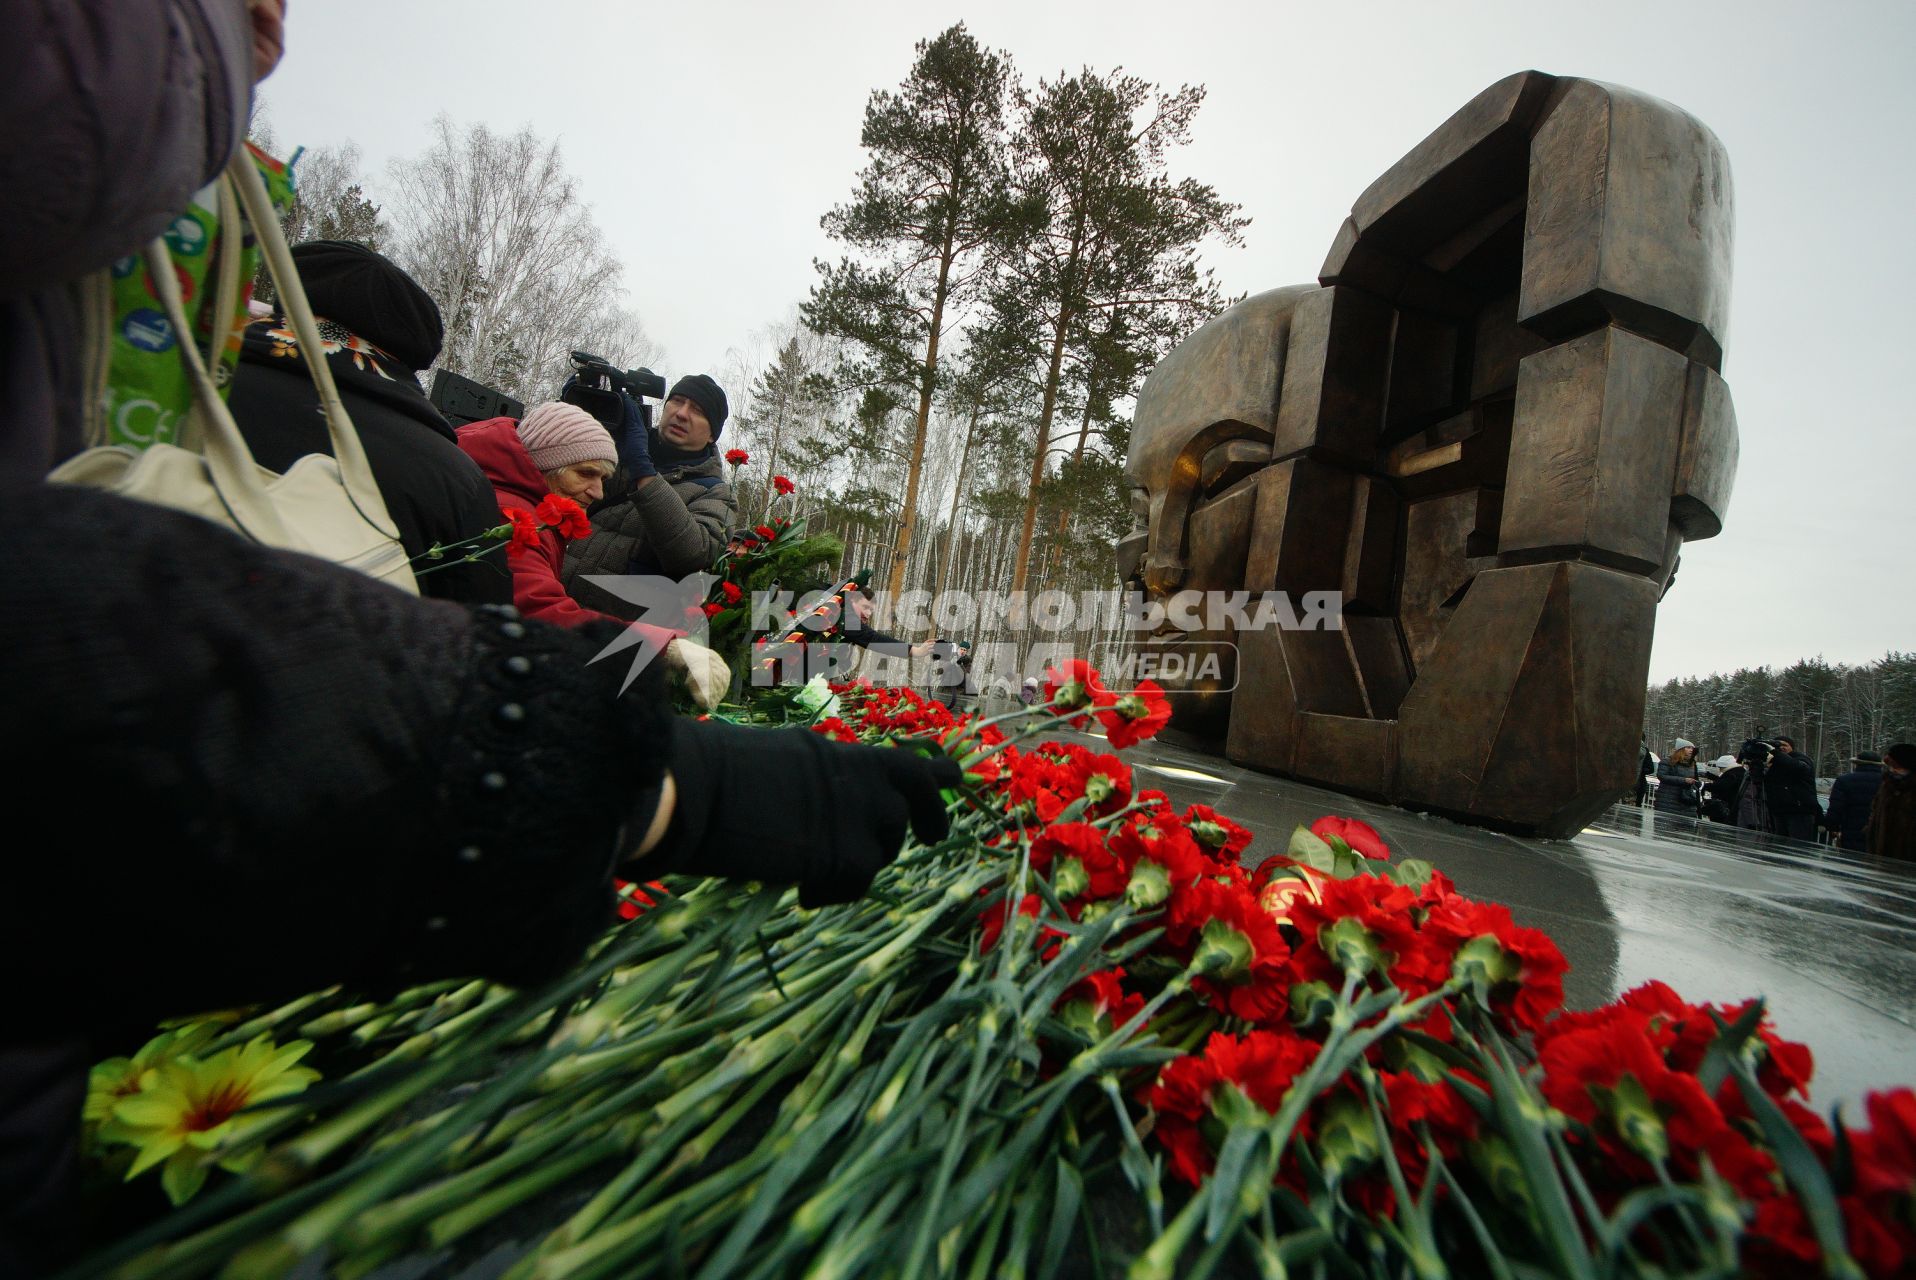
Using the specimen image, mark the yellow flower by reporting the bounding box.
[82,1024,220,1129]
[100,1035,320,1204]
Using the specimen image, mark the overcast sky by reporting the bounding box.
[260,0,1913,684]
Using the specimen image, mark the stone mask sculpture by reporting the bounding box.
[1120,72,1737,837]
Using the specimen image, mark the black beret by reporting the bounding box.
[291,240,443,373]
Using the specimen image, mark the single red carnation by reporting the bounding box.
[773,474,796,494]
[755,524,775,540]
[1057,968,1146,1040]
[701,601,724,618]
[1286,874,1420,987]
[725,448,750,465]
[1419,894,1567,1030]
[719,580,743,605]
[505,508,541,557]
[1146,1030,1322,1185]
[534,493,593,540]
[1184,803,1253,857]
[1097,679,1172,749]
[1310,815,1390,860]
[1042,659,1116,725]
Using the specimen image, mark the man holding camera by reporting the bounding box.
[564,374,739,618]
[1761,735,1822,842]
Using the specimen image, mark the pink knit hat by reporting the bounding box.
[517,401,616,472]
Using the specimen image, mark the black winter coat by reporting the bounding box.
[228,320,511,606]
[1867,770,1916,860]
[1763,750,1820,818]
[1825,765,1884,851]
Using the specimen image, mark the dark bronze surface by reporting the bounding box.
[1124,72,1738,837]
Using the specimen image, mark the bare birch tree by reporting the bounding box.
[385,116,646,405]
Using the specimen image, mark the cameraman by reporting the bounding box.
[565,374,739,618]
[1762,735,1821,842]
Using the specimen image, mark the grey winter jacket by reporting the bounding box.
[1654,758,1699,812]
[564,453,738,618]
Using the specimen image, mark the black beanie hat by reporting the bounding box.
[291,240,444,373]
[668,373,728,438]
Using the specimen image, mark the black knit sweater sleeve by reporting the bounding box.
[0,483,671,1039]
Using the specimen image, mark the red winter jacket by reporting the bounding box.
[455,418,636,630]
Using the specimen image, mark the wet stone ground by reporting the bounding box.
[1095,730,1916,1114]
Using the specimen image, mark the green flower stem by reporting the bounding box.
[1355,1062,1444,1280]
[524,1155,769,1280]
[219,1047,561,1279]
[787,1050,972,1242]
[253,927,663,1185]
[796,1179,918,1280]
[294,1001,385,1039]
[339,1074,653,1254]
[1465,1011,1598,1280]
[1130,1184,1211,1280]
[91,1161,367,1280]
[527,990,867,1262]
[900,1001,1009,1277]
[200,987,344,1052]
[1101,1073,1166,1237]
[346,1012,400,1048]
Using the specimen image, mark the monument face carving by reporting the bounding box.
[1120,72,1737,838]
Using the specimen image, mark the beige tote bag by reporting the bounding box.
[50,152,418,594]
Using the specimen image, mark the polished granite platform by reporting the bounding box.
[1082,731,1916,1116]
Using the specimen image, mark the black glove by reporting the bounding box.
[647,719,961,907]
[617,391,657,479]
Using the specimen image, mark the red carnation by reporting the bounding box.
[505,508,541,557]
[773,474,795,495]
[1041,659,1116,727]
[1184,803,1253,857]
[1057,969,1146,1042]
[755,524,775,540]
[701,601,724,618]
[724,448,750,466]
[534,493,593,540]
[1097,679,1172,749]
[1147,1030,1322,1185]
[719,580,743,605]
[1310,815,1390,860]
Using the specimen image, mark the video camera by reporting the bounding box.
[1738,737,1777,766]
[563,351,667,433]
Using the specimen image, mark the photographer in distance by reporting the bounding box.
[1761,734,1822,841]
[560,356,739,618]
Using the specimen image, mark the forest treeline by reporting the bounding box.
[1642,653,1916,778]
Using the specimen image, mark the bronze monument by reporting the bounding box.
[1119,72,1737,837]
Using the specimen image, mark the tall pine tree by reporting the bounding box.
[990,70,1246,594]
[803,24,1018,606]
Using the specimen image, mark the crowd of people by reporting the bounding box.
[1638,733,1916,858]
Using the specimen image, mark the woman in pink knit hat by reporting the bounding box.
[456,402,623,627]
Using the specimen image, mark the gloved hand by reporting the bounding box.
[663,637,731,711]
[646,719,962,907]
[616,391,657,479]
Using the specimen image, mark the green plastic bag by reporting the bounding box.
[96,142,295,450]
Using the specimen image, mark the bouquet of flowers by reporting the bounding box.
[70,664,1913,1279]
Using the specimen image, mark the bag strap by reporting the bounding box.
[170,178,246,454]
[226,152,400,541]
[141,218,289,544]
